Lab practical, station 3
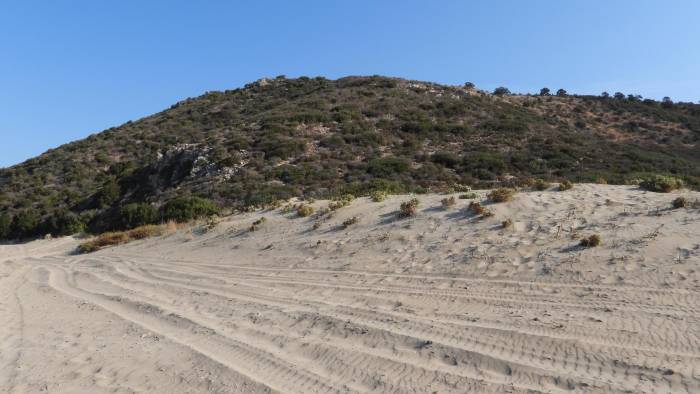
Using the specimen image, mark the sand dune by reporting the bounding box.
[1,184,699,393]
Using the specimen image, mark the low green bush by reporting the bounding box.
[639,175,683,193]
[162,196,219,222]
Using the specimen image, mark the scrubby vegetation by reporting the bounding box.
[342,216,359,228]
[488,188,516,203]
[441,196,456,209]
[580,234,602,247]
[249,217,267,232]
[77,224,170,254]
[559,180,573,191]
[370,190,387,202]
[639,175,684,193]
[399,198,420,217]
[672,197,688,209]
[2,75,700,240]
[297,204,314,217]
[328,194,355,211]
[532,179,550,191]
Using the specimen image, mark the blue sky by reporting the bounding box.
[1,0,699,168]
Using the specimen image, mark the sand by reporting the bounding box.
[1,184,699,393]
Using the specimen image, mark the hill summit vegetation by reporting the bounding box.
[1,75,699,240]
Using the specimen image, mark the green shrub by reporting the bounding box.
[639,175,683,193]
[459,192,478,199]
[43,209,85,236]
[12,210,41,238]
[672,197,688,209]
[370,190,387,202]
[119,203,159,229]
[580,234,601,247]
[0,214,12,239]
[399,198,419,217]
[488,188,516,203]
[162,196,219,222]
[297,204,314,217]
[329,194,355,211]
[559,180,573,191]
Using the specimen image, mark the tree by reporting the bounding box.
[662,96,674,108]
[493,87,511,96]
[161,197,219,223]
[600,91,610,98]
[556,89,567,97]
[97,178,121,208]
[539,88,551,96]
[12,210,41,238]
[464,82,475,89]
[613,92,625,100]
[43,209,85,236]
[0,213,11,239]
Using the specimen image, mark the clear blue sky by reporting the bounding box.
[1,0,699,168]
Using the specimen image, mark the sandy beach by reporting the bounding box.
[1,184,699,393]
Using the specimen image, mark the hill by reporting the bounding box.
[1,75,699,239]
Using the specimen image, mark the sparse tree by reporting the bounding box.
[464,82,475,89]
[613,92,625,100]
[493,86,511,96]
[662,96,674,108]
[601,91,610,98]
[539,87,551,96]
[556,89,567,97]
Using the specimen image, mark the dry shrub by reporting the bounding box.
[559,180,573,191]
[467,201,486,215]
[128,225,165,240]
[672,197,688,209]
[441,196,456,209]
[580,234,601,247]
[297,204,314,217]
[370,190,387,202]
[329,194,355,211]
[488,188,516,203]
[249,217,267,231]
[399,198,420,217]
[342,216,359,228]
[502,218,513,228]
[532,179,550,191]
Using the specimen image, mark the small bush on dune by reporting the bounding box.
[580,234,601,248]
[297,204,314,217]
[672,197,688,209]
[559,180,573,191]
[329,194,355,211]
[532,179,550,191]
[399,198,420,217]
[342,216,359,228]
[459,192,478,199]
[488,188,516,203]
[441,196,456,209]
[639,175,683,193]
[249,217,267,231]
[502,218,513,228]
[467,201,485,215]
[370,190,387,202]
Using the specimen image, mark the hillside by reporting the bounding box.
[1,75,700,239]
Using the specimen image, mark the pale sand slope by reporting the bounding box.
[1,184,699,393]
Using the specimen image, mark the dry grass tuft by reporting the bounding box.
[580,234,601,248]
[441,196,456,209]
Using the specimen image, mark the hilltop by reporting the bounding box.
[1,75,699,239]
